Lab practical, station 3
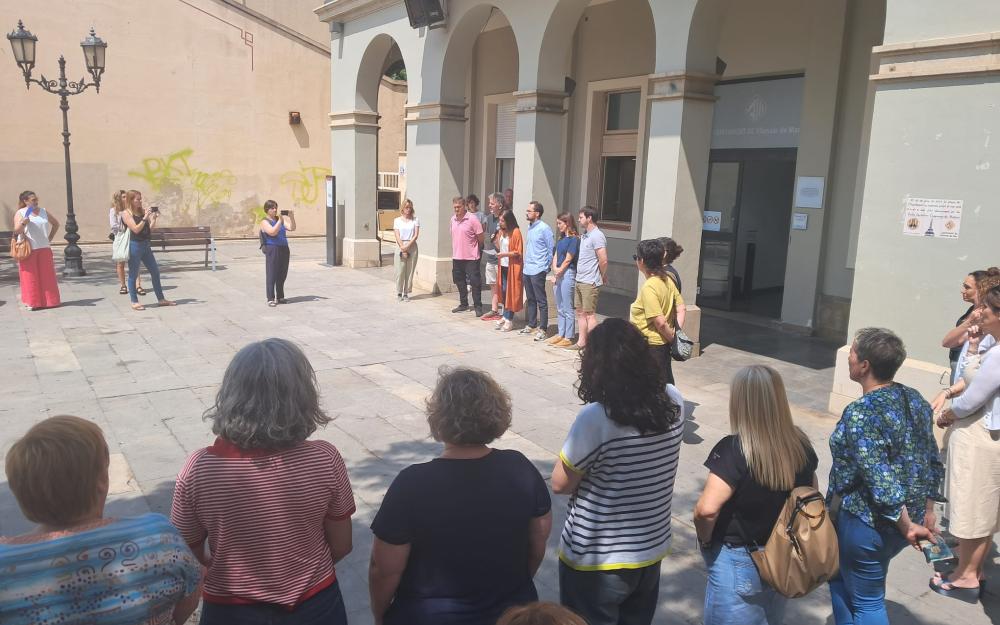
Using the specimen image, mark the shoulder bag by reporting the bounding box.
[10,233,31,261]
[664,272,694,361]
[112,218,131,263]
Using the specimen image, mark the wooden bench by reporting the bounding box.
[0,231,12,256]
[150,226,217,270]
[375,208,402,267]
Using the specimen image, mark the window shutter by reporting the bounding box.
[495,102,516,159]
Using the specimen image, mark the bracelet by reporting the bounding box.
[944,388,954,399]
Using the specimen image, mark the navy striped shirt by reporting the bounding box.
[558,386,685,570]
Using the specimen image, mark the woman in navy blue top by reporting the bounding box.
[260,199,296,306]
[546,212,580,347]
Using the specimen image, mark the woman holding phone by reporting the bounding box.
[260,200,296,307]
[121,190,175,311]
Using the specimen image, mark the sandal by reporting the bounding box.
[136,286,147,296]
[131,303,146,311]
[119,286,128,295]
[929,577,981,603]
[157,300,177,307]
[268,300,278,307]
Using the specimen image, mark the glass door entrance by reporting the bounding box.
[697,149,797,317]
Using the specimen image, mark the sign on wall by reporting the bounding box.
[902,197,962,239]
[703,210,722,231]
[794,176,825,209]
[711,77,804,150]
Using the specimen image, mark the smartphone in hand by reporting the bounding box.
[150,206,160,213]
[918,538,956,563]
[280,210,289,216]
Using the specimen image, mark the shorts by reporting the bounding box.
[574,282,601,313]
[485,262,498,285]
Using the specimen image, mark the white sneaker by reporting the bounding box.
[533,329,548,342]
[518,326,534,335]
[500,320,514,332]
[495,318,504,328]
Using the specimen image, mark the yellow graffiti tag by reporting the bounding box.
[128,148,236,207]
[280,163,331,204]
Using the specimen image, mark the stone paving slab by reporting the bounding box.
[0,239,997,624]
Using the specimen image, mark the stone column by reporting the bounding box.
[404,102,469,294]
[511,90,567,216]
[329,110,381,268]
[637,72,717,354]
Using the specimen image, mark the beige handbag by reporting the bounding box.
[10,234,31,261]
[744,486,840,598]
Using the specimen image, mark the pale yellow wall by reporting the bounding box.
[0,0,331,241]
[715,0,809,77]
[377,77,407,174]
[470,24,518,199]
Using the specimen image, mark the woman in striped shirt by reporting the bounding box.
[170,338,356,625]
[551,318,685,625]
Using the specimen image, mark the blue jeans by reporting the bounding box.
[501,266,514,320]
[200,580,348,625]
[555,269,576,338]
[828,510,909,625]
[523,272,548,330]
[559,560,660,625]
[703,544,786,625]
[128,240,164,303]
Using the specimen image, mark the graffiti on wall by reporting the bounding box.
[280,163,331,205]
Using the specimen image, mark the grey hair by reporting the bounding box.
[205,338,330,449]
[488,192,504,206]
[853,327,906,383]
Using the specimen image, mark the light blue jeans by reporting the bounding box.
[828,510,908,625]
[555,268,576,338]
[702,543,786,625]
[128,240,164,303]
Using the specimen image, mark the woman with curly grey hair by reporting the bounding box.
[369,367,552,625]
[170,338,356,625]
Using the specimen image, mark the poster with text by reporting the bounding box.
[902,197,962,239]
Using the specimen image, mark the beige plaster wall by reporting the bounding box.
[377,77,407,174]
[715,0,809,76]
[0,0,331,242]
[469,24,519,198]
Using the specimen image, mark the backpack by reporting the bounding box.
[746,486,840,598]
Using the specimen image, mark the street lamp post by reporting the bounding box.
[7,20,107,277]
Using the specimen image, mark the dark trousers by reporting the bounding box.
[452,259,482,307]
[200,581,348,625]
[523,272,549,330]
[264,244,290,301]
[650,343,675,385]
[559,561,661,625]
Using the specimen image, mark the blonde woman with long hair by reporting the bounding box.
[110,189,142,296]
[694,365,818,624]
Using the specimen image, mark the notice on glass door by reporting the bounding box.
[902,197,962,239]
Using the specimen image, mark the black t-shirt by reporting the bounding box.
[950,305,975,363]
[371,449,551,625]
[704,435,818,546]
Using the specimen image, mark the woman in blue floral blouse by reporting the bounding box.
[827,327,943,625]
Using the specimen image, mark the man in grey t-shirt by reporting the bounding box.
[572,206,608,349]
[480,193,504,320]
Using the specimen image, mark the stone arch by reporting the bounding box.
[355,33,411,111]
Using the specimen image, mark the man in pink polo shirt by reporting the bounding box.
[450,196,485,316]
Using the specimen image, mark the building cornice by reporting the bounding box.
[514,90,568,115]
[315,0,401,24]
[329,110,380,129]
[872,31,1000,82]
[405,102,468,123]
[646,72,718,103]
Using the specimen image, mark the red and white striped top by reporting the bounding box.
[170,438,355,607]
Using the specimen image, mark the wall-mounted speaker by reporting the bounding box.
[404,0,446,29]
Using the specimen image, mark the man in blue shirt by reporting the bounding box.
[520,201,555,341]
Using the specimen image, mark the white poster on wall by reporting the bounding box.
[902,197,962,239]
[703,210,722,231]
[794,176,825,209]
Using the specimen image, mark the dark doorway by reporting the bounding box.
[696,148,796,318]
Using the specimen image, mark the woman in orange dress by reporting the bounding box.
[496,210,523,333]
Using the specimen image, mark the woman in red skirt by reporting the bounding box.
[12,190,61,310]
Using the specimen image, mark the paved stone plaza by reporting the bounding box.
[0,239,995,624]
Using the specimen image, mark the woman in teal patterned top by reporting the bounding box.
[826,328,943,624]
[0,416,203,625]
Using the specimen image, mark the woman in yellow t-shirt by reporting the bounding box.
[630,238,680,384]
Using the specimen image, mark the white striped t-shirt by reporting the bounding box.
[170,438,355,607]
[558,385,685,571]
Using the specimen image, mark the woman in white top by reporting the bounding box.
[393,199,420,301]
[934,281,1000,601]
[109,189,143,296]
[12,190,61,310]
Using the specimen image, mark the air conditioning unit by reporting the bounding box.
[404,0,447,29]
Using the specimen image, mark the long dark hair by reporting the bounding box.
[577,318,680,432]
[500,209,519,232]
